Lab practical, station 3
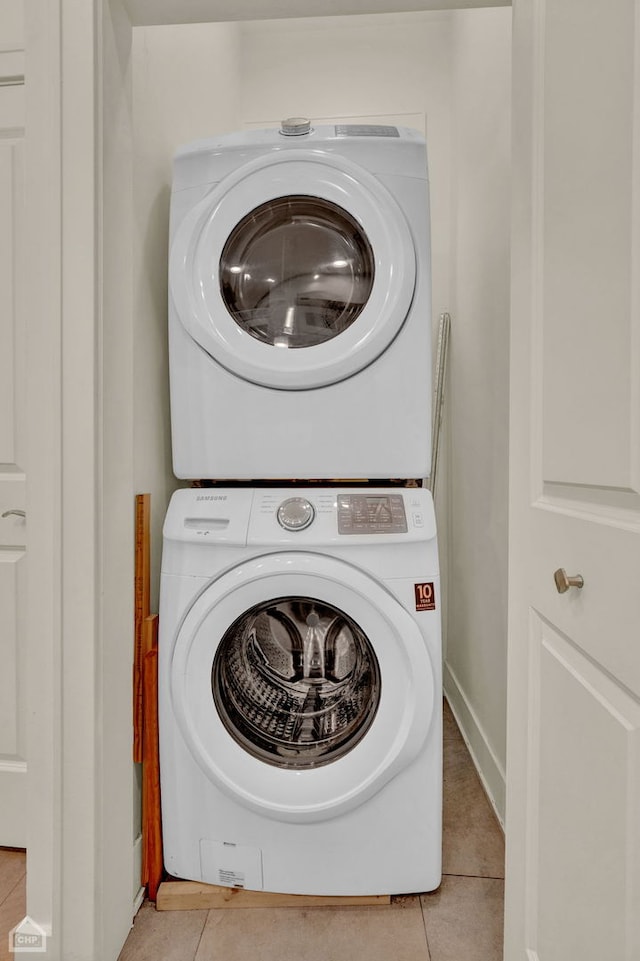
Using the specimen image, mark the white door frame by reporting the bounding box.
[24,2,135,958]
[25,2,508,959]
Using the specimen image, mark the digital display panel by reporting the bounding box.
[337,494,408,534]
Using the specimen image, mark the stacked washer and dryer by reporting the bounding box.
[159,120,442,896]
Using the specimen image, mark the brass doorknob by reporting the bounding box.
[554,568,584,594]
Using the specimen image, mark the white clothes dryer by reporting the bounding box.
[168,122,432,480]
[159,486,442,895]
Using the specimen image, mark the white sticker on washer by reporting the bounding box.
[218,870,244,888]
[200,839,264,891]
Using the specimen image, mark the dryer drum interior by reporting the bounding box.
[219,196,375,348]
[211,596,381,769]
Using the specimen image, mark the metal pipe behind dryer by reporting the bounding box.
[427,312,451,500]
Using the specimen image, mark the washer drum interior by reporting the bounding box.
[212,596,381,769]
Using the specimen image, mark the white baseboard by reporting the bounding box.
[443,661,506,827]
[132,834,144,914]
[133,885,145,915]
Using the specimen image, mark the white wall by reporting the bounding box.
[444,6,512,821]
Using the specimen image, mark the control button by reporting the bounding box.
[280,117,311,136]
[277,497,315,531]
[413,511,424,528]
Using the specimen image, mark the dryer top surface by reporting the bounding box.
[175,123,425,157]
[171,124,429,191]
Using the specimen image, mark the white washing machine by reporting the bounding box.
[159,486,442,895]
[168,121,432,480]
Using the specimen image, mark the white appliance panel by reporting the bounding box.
[168,124,432,479]
[159,487,442,895]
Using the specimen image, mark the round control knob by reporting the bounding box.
[280,117,312,137]
[277,497,315,531]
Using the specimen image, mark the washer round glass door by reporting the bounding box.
[212,595,381,769]
[169,152,416,389]
[170,553,436,823]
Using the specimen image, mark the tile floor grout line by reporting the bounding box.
[0,873,27,911]
[440,872,505,882]
[418,895,434,961]
[191,907,211,961]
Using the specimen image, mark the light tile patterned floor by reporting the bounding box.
[120,700,505,961]
[0,701,505,961]
[0,850,27,961]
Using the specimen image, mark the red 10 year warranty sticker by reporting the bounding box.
[414,582,436,611]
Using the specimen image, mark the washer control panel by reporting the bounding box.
[164,488,436,555]
[337,494,407,534]
[246,488,434,545]
[276,496,315,532]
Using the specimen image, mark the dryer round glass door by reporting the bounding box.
[219,196,375,349]
[170,552,436,823]
[169,152,416,389]
[212,596,381,769]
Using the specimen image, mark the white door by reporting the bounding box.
[506,1,640,959]
[0,78,26,846]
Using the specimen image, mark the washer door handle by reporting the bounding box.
[2,509,26,519]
